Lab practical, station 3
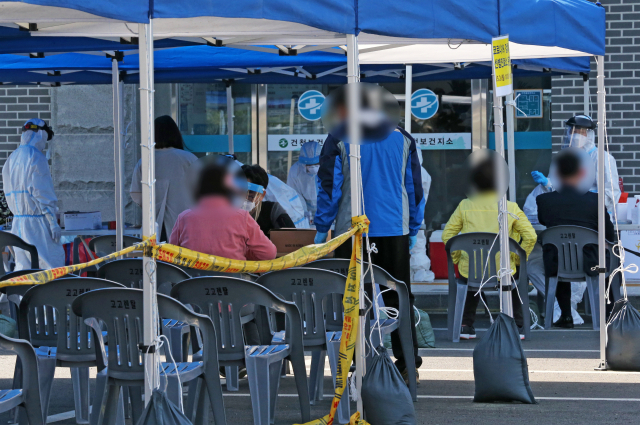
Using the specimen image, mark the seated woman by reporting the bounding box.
[241,164,295,236]
[169,158,277,261]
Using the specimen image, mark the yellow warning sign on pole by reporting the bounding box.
[492,35,513,98]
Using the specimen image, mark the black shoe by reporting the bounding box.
[460,325,476,340]
[553,315,574,329]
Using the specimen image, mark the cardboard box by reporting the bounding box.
[64,211,102,231]
[270,228,332,257]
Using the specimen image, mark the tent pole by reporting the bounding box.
[492,66,513,317]
[139,21,158,404]
[506,92,516,203]
[118,79,125,249]
[596,55,607,370]
[288,96,295,171]
[226,83,234,154]
[404,65,412,133]
[584,74,590,116]
[346,33,364,413]
[112,58,124,252]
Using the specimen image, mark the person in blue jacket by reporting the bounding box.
[314,99,425,384]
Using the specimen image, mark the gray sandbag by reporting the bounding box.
[473,313,536,404]
[362,347,416,425]
[607,299,640,371]
[381,308,435,349]
[136,389,192,425]
[0,314,16,338]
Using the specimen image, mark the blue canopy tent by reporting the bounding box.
[0,0,607,413]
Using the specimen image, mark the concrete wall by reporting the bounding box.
[0,86,52,190]
[50,84,140,225]
[552,0,640,195]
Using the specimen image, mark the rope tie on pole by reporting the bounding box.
[505,93,528,117]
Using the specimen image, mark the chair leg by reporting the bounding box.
[268,361,283,424]
[327,339,350,424]
[289,348,311,423]
[11,357,22,423]
[203,370,227,425]
[71,367,90,424]
[91,370,108,425]
[308,350,326,404]
[225,366,240,392]
[544,277,558,330]
[165,373,184,412]
[121,387,131,419]
[128,386,144,425]
[185,379,201,422]
[101,384,122,425]
[452,283,468,342]
[587,276,601,331]
[36,356,56,420]
[246,355,274,425]
[396,310,417,402]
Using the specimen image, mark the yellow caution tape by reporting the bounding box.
[152,216,368,274]
[295,215,370,425]
[0,236,156,287]
[0,215,372,423]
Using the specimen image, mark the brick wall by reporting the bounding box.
[0,86,52,190]
[552,0,640,195]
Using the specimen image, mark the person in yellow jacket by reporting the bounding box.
[442,157,537,340]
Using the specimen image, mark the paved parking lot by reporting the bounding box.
[1,313,639,424]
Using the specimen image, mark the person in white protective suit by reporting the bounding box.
[410,151,435,282]
[3,119,64,270]
[524,115,619,325]
[263,174,310,228]
[287,141,322,226]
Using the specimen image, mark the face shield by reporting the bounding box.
[242,182,265,217]
[562,125,595,151]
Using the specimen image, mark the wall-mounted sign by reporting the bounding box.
[297,90,325,121]
[268,134,327,151]
[410,89,439,120]
[491,35,513,97]
[412,133,471,150]
[515,89,543,118]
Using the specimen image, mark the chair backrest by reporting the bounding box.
[176,265,243,279]
[540,225,610,280]
[303,259,411,324]
[0,333,44,423]
[445,232,526,287]
[0,231,39,275]
[170,277,303,364]
[257,268,346,348]
[97,258,190,295]
[88,235,143,257]
[18,278,124,362]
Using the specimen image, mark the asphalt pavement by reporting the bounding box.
[1,312,639,424]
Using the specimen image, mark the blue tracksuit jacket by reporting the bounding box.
[314,127,425,237]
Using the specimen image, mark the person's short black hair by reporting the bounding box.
[193,160,231,201]
[242,164,269,189]
[471,157,495,191]
[556,150,581,179]
[155,115,184,149]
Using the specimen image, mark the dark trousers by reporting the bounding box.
[460,274,524,329]
[556,282,572,318]
[334,234,422,370]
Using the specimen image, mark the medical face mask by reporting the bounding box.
[306,165,320,175]
[242,182,265,216]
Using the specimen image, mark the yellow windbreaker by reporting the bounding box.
[441,194,537,278]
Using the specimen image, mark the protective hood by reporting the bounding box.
[20,118,47,152]
[299,141,322,165]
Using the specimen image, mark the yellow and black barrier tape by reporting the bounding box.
[295,215,370,425]
[0,236,156,287]
[0,215,372,424]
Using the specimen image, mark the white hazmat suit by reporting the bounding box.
[287,141,322,224]
[3,119,64,270]
[264,174,310,228]
[410,151,435,282]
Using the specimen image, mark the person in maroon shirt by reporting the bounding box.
[169,157,277,261]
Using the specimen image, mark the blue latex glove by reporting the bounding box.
[531,171,549,187]
[409,235,417,251]
[314,232,328,244]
